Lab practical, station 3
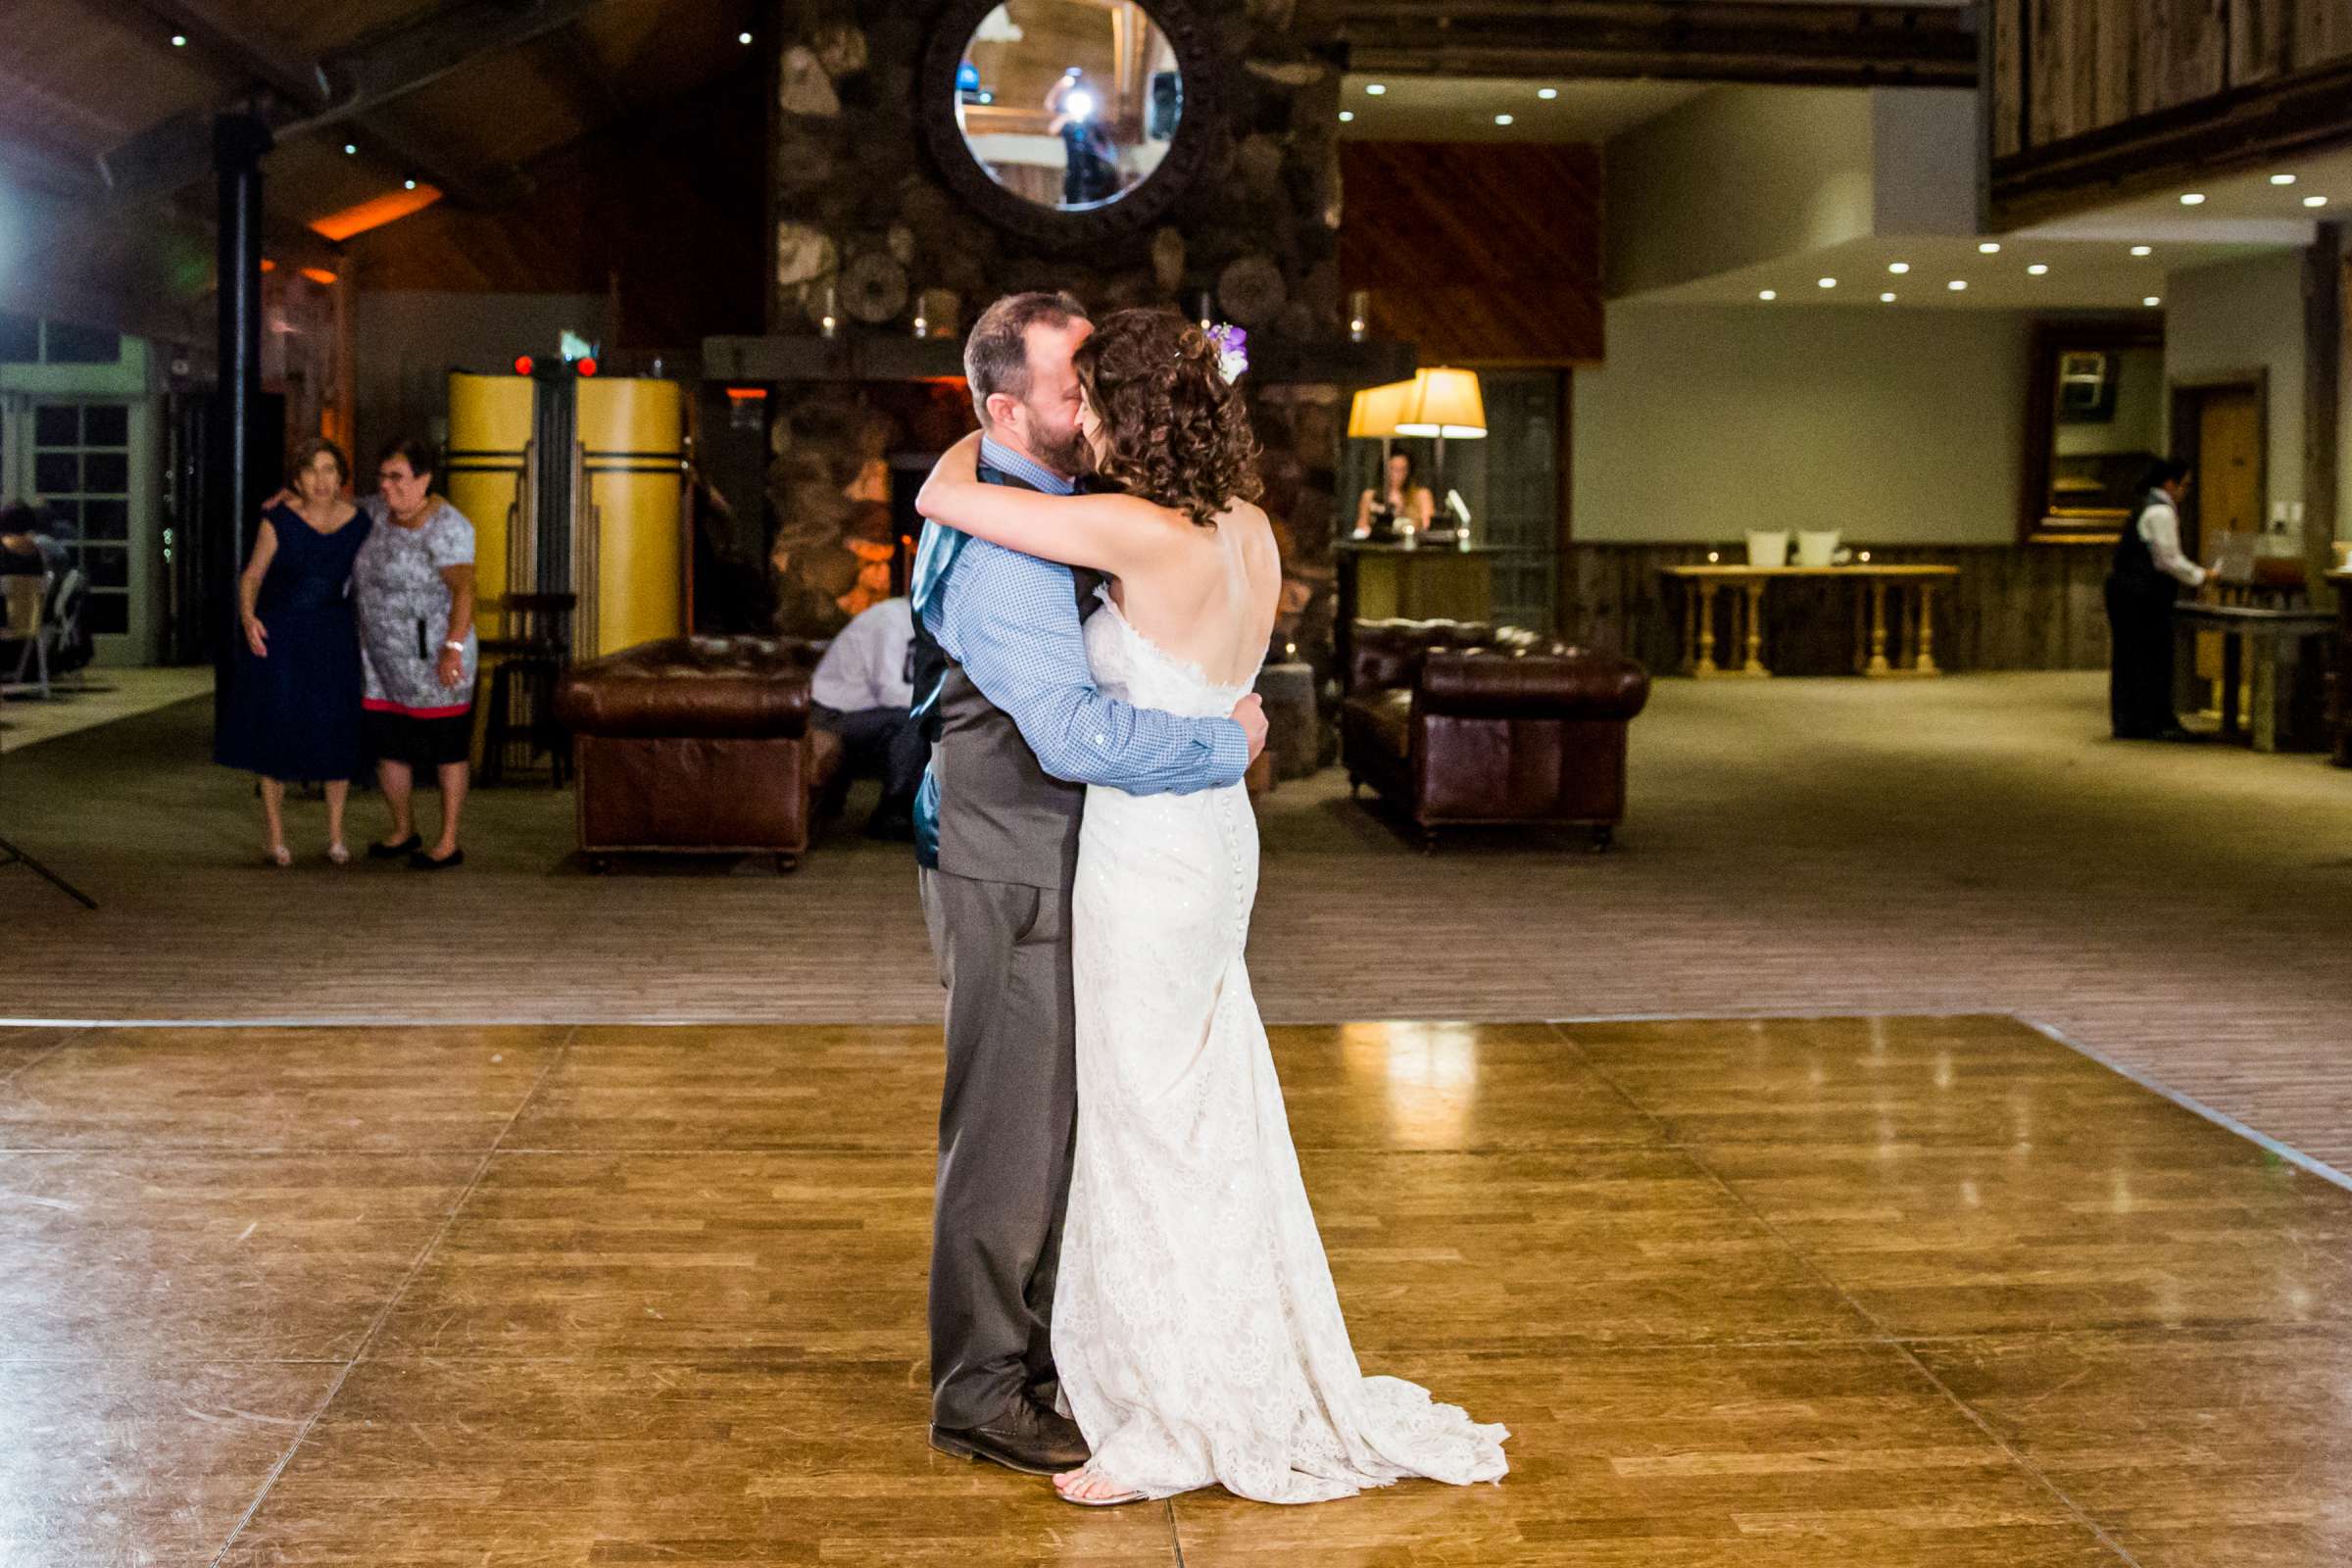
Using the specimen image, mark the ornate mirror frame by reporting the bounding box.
[916,0,1223,253]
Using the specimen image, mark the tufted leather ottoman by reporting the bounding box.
[556,635,839,871]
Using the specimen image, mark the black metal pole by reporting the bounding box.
[208,113,271,723]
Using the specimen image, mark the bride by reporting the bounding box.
[916,309,1508,1506]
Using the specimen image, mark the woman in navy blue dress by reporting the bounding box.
[215,437,371,864]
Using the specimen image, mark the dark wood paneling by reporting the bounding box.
[1339,142,1602,365]
[346,64,766,353]
[1322,0,1979,87]
[2232,0,2297,86]
[1989,0,2352,225]
[1991,0,2025,158]
[1555,543,2113,675]
[2294,0,2352,68]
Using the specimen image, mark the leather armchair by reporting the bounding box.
[556,636,844,871]
[1342,618,1650,850]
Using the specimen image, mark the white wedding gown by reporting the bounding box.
[1052,582,1510,1504]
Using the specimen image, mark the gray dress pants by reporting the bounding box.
[918,865,1078,1431]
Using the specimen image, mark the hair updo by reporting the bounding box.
[1072,309,1262,527]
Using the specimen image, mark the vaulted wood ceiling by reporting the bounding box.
[0,0,759,338]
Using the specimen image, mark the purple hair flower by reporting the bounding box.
[1204,321,1249,384]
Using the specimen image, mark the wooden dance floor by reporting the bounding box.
[3,1014,2347,1565]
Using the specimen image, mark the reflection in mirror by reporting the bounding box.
[955,0,1181,213]
[2042,342,2165,522]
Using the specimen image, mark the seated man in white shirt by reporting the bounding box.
[810,595,924,840]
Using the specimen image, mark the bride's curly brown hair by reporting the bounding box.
[1073,309,1262,528]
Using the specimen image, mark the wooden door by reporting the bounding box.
[2194,386,2263,553]
[2190,384,2264,703]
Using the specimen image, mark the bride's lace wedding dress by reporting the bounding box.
[1052,575,1510,1504]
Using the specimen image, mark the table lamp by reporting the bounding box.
[1394,368,1486,543]
[1348,378,1410,441]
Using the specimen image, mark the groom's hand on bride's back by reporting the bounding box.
[1230,694,1268,763]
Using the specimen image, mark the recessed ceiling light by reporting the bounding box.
[1880,292,1896,303]
[738,30,753,45]
[2272,173,2298,185]
[1758,289,1777,301]
[1494,114,1514,126]
[2144,296,2163,307]
[2305,195,2329,208]
[2027,263,2049,275]
[171,33,187,46]
[1887,262,1910,274]
[1538,87,1558,100]
[2131,244,2153,256]
[1979,242,2001,254]
[1818,277,1837,288]
[342,142,358,156]
[2180,192,2206,205]
[1947,279,1967,291]
[1365,83,1387,96]
[1339,111,1353,122]
[403,178,417,190]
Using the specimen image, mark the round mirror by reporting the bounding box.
[921,0,1213,249]
[953,1,1182,213]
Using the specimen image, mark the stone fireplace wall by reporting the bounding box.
[760,0,1348,682]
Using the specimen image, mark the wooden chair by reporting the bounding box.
[3,571,55,699]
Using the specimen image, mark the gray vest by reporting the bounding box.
[929,467,1105,889]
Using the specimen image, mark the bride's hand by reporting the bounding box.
[919,433,982,512]
[1230,693,1267,763]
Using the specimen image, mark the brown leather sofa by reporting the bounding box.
[555,636,843,872]
[1342,618,1650,850]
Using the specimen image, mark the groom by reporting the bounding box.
[911,291,1266,1475]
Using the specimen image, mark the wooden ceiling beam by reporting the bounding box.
[1318,0,1979,88]
[97,0,616,208]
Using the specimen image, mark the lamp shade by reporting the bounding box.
[1393,367,1487,438]
[1348,378,1413,439]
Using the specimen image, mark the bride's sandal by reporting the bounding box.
[1054,1465,1148,1508]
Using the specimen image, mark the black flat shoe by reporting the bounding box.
[368,835,422,859]
[407,847,465,870]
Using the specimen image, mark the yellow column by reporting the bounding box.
[1743,580,1768,675]
[1696,581,1719,675]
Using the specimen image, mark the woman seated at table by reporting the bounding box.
[1353,450,1435,540]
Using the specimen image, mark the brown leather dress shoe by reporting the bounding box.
[930,1396,1091,1477]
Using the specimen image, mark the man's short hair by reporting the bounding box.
[964,291,1091,415]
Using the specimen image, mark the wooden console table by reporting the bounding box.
[2173,602,2337,754]
[1659,564,1960,678]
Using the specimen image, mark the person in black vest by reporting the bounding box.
[2104,457,2209,741]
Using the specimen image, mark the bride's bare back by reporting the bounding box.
[1102,500,1280,692]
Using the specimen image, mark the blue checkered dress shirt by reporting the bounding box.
[910,438,1249,867]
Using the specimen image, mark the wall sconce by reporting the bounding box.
[1196,290,1214,331]
[1348,290,1370,342]
[818,282,839,339]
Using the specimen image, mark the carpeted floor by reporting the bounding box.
[3,673,2348,1169]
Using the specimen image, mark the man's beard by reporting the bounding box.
[1031,423,1093,479]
